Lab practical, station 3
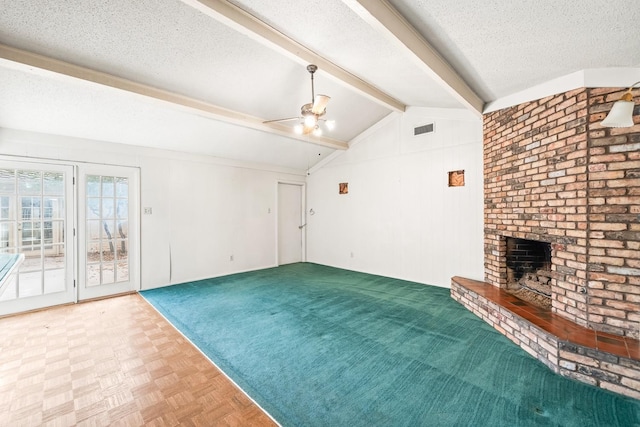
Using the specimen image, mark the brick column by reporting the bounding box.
[484,89,590,326]
[586,87,640,339]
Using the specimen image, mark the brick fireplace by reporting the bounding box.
[484,86,639,339]
[452,85,640,399]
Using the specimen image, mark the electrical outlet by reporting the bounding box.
[230,255,234,261]
[144,207,152,215]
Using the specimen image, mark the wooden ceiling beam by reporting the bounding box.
[0,43,348,150]
[342,0,484,117]
[183,0,406,113]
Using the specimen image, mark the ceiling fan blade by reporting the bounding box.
[303,125,315,135]
[263,117,300,124]
[311,95,330,115]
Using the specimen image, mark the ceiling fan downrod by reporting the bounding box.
[307,64,318,103]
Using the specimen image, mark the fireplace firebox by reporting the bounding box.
[505,238,552,308]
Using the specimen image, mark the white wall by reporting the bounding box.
[0,105,484,292]
[0,128,305,290]
[306,107,484,287]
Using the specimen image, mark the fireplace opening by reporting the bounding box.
[505,237,552,309]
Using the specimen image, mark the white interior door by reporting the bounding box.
[0,161,75,316]
[278,182,304,265]
[78,165,139,300]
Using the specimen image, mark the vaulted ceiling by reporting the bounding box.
[1,0,638,172]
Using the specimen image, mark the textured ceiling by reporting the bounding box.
[0,64,335,171]
[0,0,637,171]
[387,0,640,100]
[228,0,461,108]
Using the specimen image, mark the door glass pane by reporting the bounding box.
[0,167,67,302]
[102,176,114,197]
[102,263,115,285]
[116,221,128,240]
[116,238,128,258]
[102,220,116,242]
[87,175,101,197]
[21,197,41,220]
[44,244,65,269]
[87,220,101,241]
[117,260,128,282]
[43,221,53,245]
[0,196,14,220]
[44,197,64,220]
[102,198,114,219]
[44,220,64,245]
[0,169,16,193]
[116,199,128,219]
[86,175,129,286]
[18,170,41,195]
[0,275,16,300]
[87,198,100,219]
[115,177,128,198]
[20,247,42,272]
[44,269,65,294]
[20,221,41,247]
[0,222,14,249]
[87,264,100,287]
[43,172,64,195]
[19,270,43,297]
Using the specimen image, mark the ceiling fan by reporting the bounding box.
[264,64,334,136]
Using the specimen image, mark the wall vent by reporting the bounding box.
[414,123,434,136]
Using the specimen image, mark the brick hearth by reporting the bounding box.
[452,276,640,400]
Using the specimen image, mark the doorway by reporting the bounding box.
[277,182,305,265]
[0,159,140,315]
[78,164,140,300]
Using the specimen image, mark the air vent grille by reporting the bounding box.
[414,123,434,136]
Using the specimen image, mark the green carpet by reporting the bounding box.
[141,263,640,426]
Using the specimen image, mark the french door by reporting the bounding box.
[0,161,75,316]
[0,160,139,314]
[78,165,139,300]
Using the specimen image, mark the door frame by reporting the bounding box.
[276,180,306,265]
[77,164,141,300]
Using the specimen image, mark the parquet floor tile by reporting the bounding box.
[0,294,277,426]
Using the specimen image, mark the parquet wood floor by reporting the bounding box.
[0,294,278,427]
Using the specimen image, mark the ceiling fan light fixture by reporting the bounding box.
[304,114,317,128]
[264,64,333,137]
[601,81,639,128]
[312,95,331,115]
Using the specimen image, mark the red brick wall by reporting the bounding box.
[484,87,640,338]
[586,87,640,338]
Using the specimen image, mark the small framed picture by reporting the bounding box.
[448,170,465,187]
[339,182,349,194]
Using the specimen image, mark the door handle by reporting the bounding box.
[298,224,306,229]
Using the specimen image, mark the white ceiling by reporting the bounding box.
[0,0,638,172]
